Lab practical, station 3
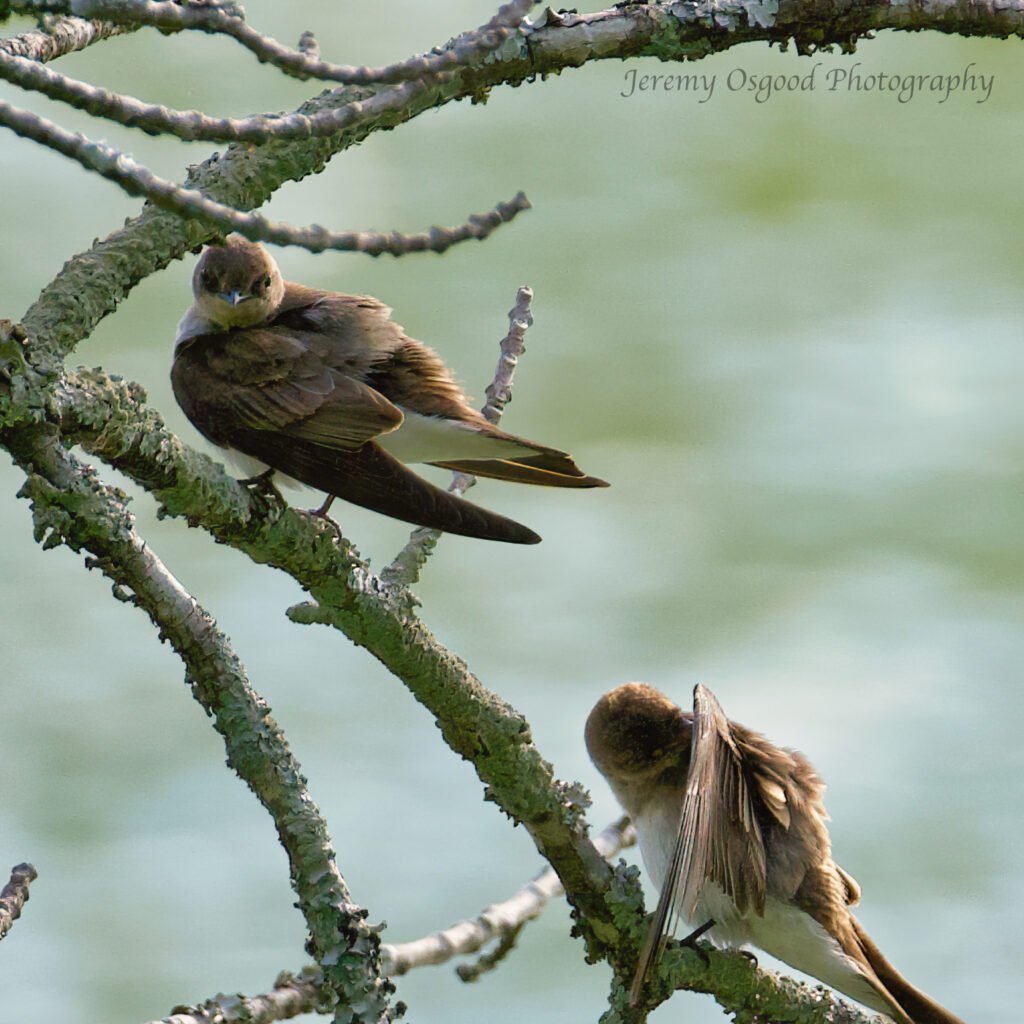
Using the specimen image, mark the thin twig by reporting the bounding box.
[382,286,536,587]
[0,863,38,942]
[0,97,529,254]
[13,0,533,85]
[381,817,634,977]
[456,922,525,982]
[0,49,397,143]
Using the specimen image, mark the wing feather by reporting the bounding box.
[630,685,768,1006]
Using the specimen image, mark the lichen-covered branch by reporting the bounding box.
[43,364,621,952]
[144,967,324,1024]
[0,341,391,1023]
[0,863,37,942]
[0,3,534,141]
[39,367,887,1024]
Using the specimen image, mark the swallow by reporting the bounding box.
[585,682,967,1024]
[171,235,607,543]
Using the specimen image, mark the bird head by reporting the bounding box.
[192,235,286,329]
[585,682,692,796]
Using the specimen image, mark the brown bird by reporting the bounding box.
[171,235,607,543]
[585,682,967,1024]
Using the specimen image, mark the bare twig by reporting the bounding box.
[380,817,634,978]
[481,286,534,425]
[12,0,533,84]
[0,49,403,143]
[456,923,526,982]
[0,97,529,254]
[382,286,536,588]
[0,863,38,942]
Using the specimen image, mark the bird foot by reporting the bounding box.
[238,467,277,487]
[239,466,285,504]
[738,950,758,967]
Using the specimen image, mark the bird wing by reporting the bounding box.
[275,289,482,421]
[172,325,404,450]
[274,291,611,489]
[631,684,767,1006]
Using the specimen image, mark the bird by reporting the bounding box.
[585,682,967,1024]
[171,235,608,543]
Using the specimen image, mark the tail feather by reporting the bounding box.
[430,452,609,488]
[851,918,967,1024]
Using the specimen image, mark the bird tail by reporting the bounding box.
[328,443,542,543]
[238,431,541,544]
[850,917,967,1024]
[429,449,609,489]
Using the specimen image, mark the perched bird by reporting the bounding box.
[171,235,607,543]
[585,682,966,1024]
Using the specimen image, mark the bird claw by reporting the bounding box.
[738,950,759,967]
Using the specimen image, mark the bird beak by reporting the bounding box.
[220,290,248,307]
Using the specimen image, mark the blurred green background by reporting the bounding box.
[2,3,1021,1022]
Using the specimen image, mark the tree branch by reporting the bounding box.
[145,968,324,1024]
[0,97,529,255]
[0,15,135,61]
[11,0,533,84]
[143,823,632,1023]
[0,5,1008,1020]
[13,0,1023,379]
[0,340,392,1023]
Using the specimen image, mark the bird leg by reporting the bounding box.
[678,919,715,966]
[310,495,336,519]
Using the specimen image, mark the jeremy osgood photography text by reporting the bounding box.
[620,62,994,104]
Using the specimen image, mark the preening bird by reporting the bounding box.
[171,235,607,543]
[585,682,967,1024]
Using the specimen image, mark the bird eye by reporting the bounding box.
[264,275,272,289]
[201,270,216,290]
